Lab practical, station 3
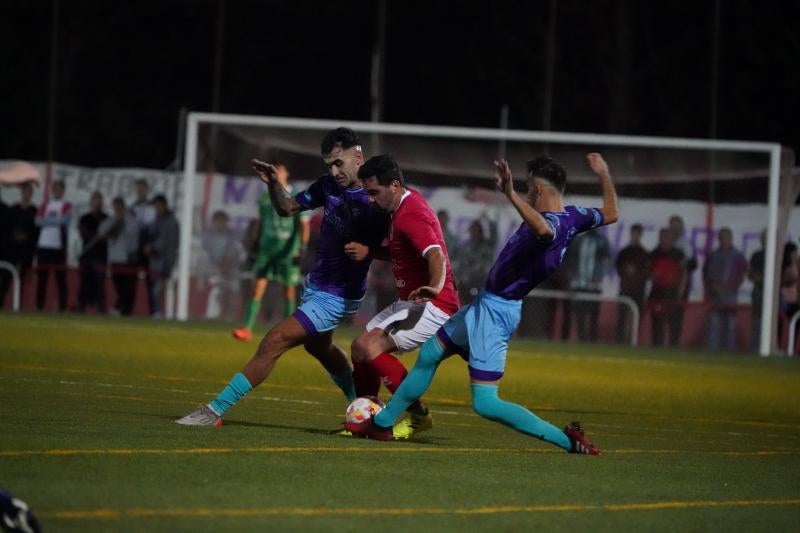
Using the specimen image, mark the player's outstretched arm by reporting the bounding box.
[251,159,303,216]
[408,246,446,303]
[495,159,554,239]
[586,153,619,226]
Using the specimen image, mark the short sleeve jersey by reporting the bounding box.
[485,205,604,300]
[388,189,460,315]
[295,175,389,299]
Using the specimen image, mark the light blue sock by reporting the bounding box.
[330,370,357,402]
[209,372,253,416]
[471,383,571,451]
[373,338,446,428]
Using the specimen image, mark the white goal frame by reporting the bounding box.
[181,112,784,356]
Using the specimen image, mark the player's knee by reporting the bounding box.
[471,385,502,420]
[350,334,370,362]
[351,331,382,363]
[258,328,289,361]
[417,337,445,367]
[472,395,503,420]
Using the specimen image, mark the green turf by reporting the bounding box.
[1,312,799,532]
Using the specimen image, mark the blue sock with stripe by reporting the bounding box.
[470,383,571,451]
[373,337,446,428]
[209,372,253,416]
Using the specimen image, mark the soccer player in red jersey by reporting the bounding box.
[345,154,460,438]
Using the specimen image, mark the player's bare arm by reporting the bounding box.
[298,218,310,260]
[494,159,554,239]
[586,153,619,225]
[251,158,303,216]
[344,242,390,262]
[408,246,446,303]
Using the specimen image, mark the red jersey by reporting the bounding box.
[388,189,460,315]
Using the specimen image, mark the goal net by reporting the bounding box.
[180,113,796,356]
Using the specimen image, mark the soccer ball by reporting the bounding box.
[345,396,384,425]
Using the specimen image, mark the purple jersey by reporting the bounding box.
[295,175,389,299]
[485,205,603,300]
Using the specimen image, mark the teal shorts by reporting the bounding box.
[293,277,363,335]
[438,289,522,381]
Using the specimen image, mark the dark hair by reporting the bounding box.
[525,156,566,193]
[358,154,404,186]
[320,127,360,155]
[112,196,125,207]
[631,223,643,232]
[153,194,168,206]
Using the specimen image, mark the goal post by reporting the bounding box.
[180,111,792,356]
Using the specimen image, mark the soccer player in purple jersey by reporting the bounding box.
[347,153,618,454]
[177,128,389,426]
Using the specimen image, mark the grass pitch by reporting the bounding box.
[1,312,799,532]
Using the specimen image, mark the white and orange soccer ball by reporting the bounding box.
[345,396,384,425]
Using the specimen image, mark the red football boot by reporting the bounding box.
[344,418,394,441]
[564,421,602,455]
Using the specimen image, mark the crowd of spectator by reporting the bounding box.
[0,179,179,318]
[0,181,796,354]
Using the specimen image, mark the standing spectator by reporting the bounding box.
[780,242,799,346]
[703,228,748,351]
[648,228,686,346]
[143,195,179,318]
[455,214,497,305]
[100,197,139,316]
[669,215,697,339]
[238,218,260,309]
[77,191,109,313]
[748,231,766,352]
[201,210,243,320]
[0,189,9,303]
[131,178,156,314]
[615,223,650,343]
[35,180,71,311]
[566,228,610,341]
[0,182,38,307]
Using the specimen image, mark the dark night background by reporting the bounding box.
[2,0,799,169]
